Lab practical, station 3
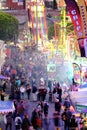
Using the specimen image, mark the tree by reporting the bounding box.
[0,12,19,43]
[66,22,74,35]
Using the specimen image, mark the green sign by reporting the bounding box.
[76,104,87,112]
[47,63,56,72]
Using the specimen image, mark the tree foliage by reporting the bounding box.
[48,24,54,40]
[0,12,19,42]
[48,21,74,40]
[66,22,74,35]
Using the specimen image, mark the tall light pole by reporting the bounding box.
[36,0,38,47]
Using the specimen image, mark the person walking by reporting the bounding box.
[4,112,13,130]
[63,98,71,109]
[22,114,31,130]
[0,89,6,101]
[61,108,72,130]
[32,85,37,101]
[15,114,22,130]
[31,108,38,130]
[70,115,78,130]
[53,111,61,130]
[20,85,26,100]
[54,99,61,113]
[26,83,31,100]
[43,101,49,119]
[17,101,25,121]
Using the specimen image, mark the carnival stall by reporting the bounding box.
[0,101,15,114]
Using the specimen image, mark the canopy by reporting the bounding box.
[80,83,87,89]
[78,83,87,91]
[0,101,15,114]
[82,108,87,113]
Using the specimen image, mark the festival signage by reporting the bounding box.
[64,0,83,39]
[47,63,56,72]
[72,63,81,83]
[64,0,87,57]
[77,0,87,38]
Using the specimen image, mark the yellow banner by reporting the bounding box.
[78,0,87,38]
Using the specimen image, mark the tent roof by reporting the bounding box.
[0,101,15,114]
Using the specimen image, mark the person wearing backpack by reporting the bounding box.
[22,114,31,130]
[15,114,22,130]
[61,108,72,130]
[70,115,78,130]
[5,112,13,130]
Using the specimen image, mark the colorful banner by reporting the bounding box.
[64,0,87,57]
[78,38,85,57]
[77,0,87,38]
[78,36,87,57]
[84,38,87,57]
[72,63,81,84]
[64,0,83,39]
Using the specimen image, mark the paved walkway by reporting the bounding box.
[0,91,78,130]
[0,100,65,130]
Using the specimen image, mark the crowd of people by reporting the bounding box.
[0,45,86,130]
[0,75,82,130]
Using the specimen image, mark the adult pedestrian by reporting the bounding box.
[22,114,31,130]
[0,89,6,101]
[63,98,71,109]
[20,85,26,99]
[15,114,22,130]
[53,111,61,130]
[61,108,72,130]
[43,101,49,118]
[54,99,61,113]
[56,83,62,102]
[70,115,78,130]
[4,112,13,130]
[31,108,38,130]
[17,101,25,120]
[26,83,31,100]
[32,84,37,101]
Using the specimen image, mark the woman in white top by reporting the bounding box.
[20,85,26,99]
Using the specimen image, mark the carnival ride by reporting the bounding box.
[27,0,48,50]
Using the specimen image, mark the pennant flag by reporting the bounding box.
[64,0,83,39]
[64,0,87,57]
[77,0,87,37]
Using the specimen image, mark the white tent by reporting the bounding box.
[0,101,15,114]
